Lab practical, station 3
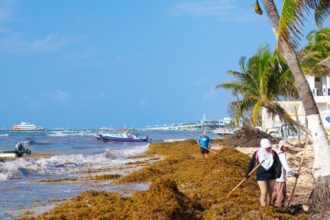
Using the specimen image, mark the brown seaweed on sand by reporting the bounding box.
[20,140,306,220]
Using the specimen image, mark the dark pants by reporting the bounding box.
[200,147,209,154]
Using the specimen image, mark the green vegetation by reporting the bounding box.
[216,46,302,130]
[39,177,77,182]
[124,157,160,166]
[300,28,330,74]
[85,174,122,181]
[22,140,306,219]
[39,174,122,182]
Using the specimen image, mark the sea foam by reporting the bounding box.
[0,144,148,181]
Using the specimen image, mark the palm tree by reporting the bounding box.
[217,46,306,131]
[260,0,330,213]
[300,28,330,74]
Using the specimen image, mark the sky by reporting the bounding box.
[0,0,328,129]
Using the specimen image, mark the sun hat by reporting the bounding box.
[278,140,292,149]
[260,138,272,149]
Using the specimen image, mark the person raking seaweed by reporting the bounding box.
[197,131,211,159]
[272,140,298,207]
[246,138,282,207]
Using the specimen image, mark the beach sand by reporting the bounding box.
[20,140,308,219]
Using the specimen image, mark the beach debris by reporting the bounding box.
[85,174,122,181]
[22,140,307,219]
[223,126,280,147]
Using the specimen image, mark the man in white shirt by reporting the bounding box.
[272,140,299,207]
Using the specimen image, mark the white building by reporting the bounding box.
[262,59,330,132]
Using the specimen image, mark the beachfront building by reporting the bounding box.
[261,69,330,134]
[145,117,233,131]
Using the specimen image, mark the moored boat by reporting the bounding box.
[95,132,148,143]
[0,142,32,162]
[212,127,238,136]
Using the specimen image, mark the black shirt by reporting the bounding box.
[246,150,282,181]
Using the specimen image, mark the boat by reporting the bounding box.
[11,121,44,131]
[0,142,32,162]
[212,127,237,136]
[95,132,149,143]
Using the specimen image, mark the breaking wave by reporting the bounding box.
[0,144,148,181]
[163,138,186,142]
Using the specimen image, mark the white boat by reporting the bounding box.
[11,121,44,131]
[95,131,149,143]
[212,127,238,136]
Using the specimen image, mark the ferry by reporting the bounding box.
[11,122,44,131]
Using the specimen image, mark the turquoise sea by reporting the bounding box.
[0,129,218,219]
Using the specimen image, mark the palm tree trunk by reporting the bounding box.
[294,105,301,144]
[262,0,330,214]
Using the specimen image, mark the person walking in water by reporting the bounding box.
[246,138,282,207]
[272,140,298,207]
[197,131,210,159]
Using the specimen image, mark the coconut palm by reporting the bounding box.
[258,0,330,213]
[300,28,330,74]
[217,46,305,131]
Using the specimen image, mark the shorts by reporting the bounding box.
[200,147,209,154]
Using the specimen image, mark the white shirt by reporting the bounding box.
[277,151,296,182]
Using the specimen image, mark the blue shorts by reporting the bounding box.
[200,147,209,154]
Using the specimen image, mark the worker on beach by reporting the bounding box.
[197,131,211,159]
[272,140,298,207]
[246,138,282,207]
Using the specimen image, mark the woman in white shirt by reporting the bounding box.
[272,140,298,207]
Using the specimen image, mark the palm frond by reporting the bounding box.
[251,98,268,126]
[215,81,244,91]
[315,0,330,28]
[306,30,317,42]
[277,0,330,49]
[277,0,306,49]
[239,56,247,72]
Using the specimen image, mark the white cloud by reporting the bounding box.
[0,32,82,54]
[169,0,257,22]
[0,1,86,54]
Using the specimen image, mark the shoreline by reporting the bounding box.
[19,139,308,219]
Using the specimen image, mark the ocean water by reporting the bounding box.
[0,129,218,219]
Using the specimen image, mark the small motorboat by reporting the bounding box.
[0,142,32,162]
[95,132,148,143]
